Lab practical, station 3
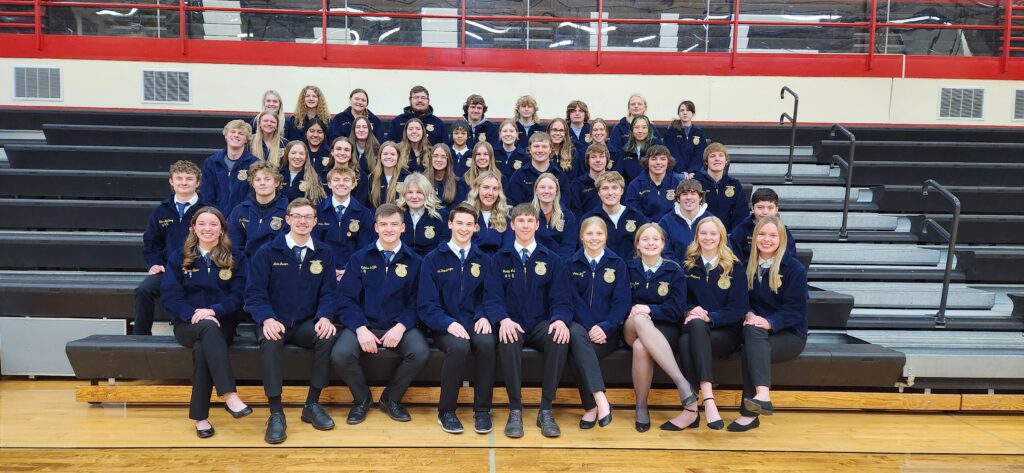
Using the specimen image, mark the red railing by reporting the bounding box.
[5,0,1019,72]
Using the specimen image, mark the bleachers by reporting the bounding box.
[1,108,1023,392]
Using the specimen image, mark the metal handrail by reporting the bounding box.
[829,124,856,241]
[779,86,799,184]
[921,179,961,328]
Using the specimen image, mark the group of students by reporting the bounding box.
[134,86,808,443]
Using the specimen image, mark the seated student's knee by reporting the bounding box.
[742,324,769,340]
[686,318,710,334]
[632,339,648,357]
[330,336,361,365]
[259,337,284,352]
[444,336,471,357]
[195,319,221,335]
[569,322,588,339]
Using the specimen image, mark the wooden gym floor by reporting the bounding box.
[1,379,1023,472]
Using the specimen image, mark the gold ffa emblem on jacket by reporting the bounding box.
[725,186,735,198]
[349,220,360,232]
[470,262,481,278]
[513,160,522,170]
[426,124,435,133]
[657,281,670,296]
[534,261,547,276]
[718,277,731,290]
[666,189,675,201]
[310,260,323,275]
[237,170,248,181]
[584,133,592,143]
[322,157,331,167]
[218,268,232,280]
[625,220,637,233]
[603,268,616,284]
[424,226,436,239]
[298,181,309,192]
[693,136,701,145]
[270,216,283,230]
[395,263,409,278]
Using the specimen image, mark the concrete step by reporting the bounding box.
[812,282,996,309]
[800,243,944,266]
[728,145,814,157]
[782,212,908,232]
[847,330,1024,381]
[729,163,838,177]
[753,185,873,203]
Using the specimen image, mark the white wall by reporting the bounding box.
[3,58,1023,126]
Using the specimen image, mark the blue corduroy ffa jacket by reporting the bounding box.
[566,249,631,334]
[748,254,809,339]
[142,195,205,267]
[335,243,422,331]
[199,149,259,214]
[684,258,750,328]
[626,259,687,324]
[160,248,245,325]
[244,233,336,327]
[417,243,491,332]
[484,242,572,332]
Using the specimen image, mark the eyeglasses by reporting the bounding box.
[410,95,429,101]
[288,214,316,221]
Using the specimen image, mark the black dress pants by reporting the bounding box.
[132,274,162,335]
[678,319,742,384]
[568,323,621,410]
[174,319,238,421]
[498,321,569,411]
[256,317,337,399]
[330,327,430,404]
[433,329,497,413]
[738,325,806,417]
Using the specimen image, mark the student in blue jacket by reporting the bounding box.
[625,144,682,222]
[495,119,529,176]
[624,223,699,433]
[513,95,546,145]
[465,171,512,254]
[284,85,332,142]
[349,116,381,176]
[662,100,708,175]
[569,142,610,216]
[304,118,331,179]
[485,203,573,439]
[447,120,472,172]
[323,137,361,185]
[532,173,578,259]
[365,141,409,209]
[565,100,592,153]
[388,85,446,145]
[279,140,327,205]
[397,117,432,174]
[461,141,507,199]
[610,94,662,153]
[161,206,251,438]
[547,118,582,179]
[397,172,449,256]
[332,203,429,425]
[507,132,570,206]
[251,110,285,165]
[244,198,339,444]
[728,187,797,264]
[694,143,745,232]
[462,94,500,150]
[250,90,284,132]
[417,203,496,435]
[566,216,630,430]
[316,167,375,281]
[428,143,466,210]
[678,216,750,431]
[328,88,386,144]
[136,160,206,335]
[729,215,808,432]
[199,120,259,214]
[580,172,648,260]
[228,161,289,263]
[658,179,714,264]
[617,115,662,184]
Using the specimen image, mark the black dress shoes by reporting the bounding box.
[743,397,775,416]
[301,402,336,430]
[598,407,613,428]
[727,416,760,432]
[437,411,464,434]
[264,412,287,444]
[346,399,373,425]
[659,408,700,431]
[195,425,215,439]
[635,420,651,433]
[378,395,412,422]
[536,409,561,438]
[224,405,253,419]
[504,409,524,438]
[474,411,493,434]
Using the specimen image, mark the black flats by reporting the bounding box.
[195,425,215,439]
[224,404,253,419]
[579,406,613,430]
[703,397,725,430]
[727,416,760,432]
[743,397,775,416]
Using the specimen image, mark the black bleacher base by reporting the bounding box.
[816,140,1024,163]
[43,124,227,148]
[65,333,905,389]
[846,162,1024,187]
[0,169,168,200]
[877,186,1024,215]
[0,108,242,130]
[912,215,1024,245]
[0,199,154,231]
[0,233,145,270]
[4,144,215,171]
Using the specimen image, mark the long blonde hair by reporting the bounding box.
[291,85,331,129]
[429,143,459,206]
[251,111,283,164]
[547,117,575,173]
[349,116,380,172]
[282,140,327,205]
[182,207,234,270]
[684,216,738,290]
[369,141,403,208]
[464,141,500,185]
[397,117,433,171]
[746,215,788,293]
[396,172,443,220]
[465,171,509,232]
[531,173,565,232]
[258,90,285,131]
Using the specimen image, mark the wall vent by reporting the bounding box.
[938,87,984,119]
[1014,90,1024,121]
[13,67,62,100]
[142,70,191,104]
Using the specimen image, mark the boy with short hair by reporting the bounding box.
[388,85,446,145]
[245,198,338,444]
[228,161,289,263]
[580,171,648,260]
[485,203,572,439]
[417,203,496,434]
[694,142,745,232]
[332,203,429,425]
[316,167,375,281]
[200,120,259,214]
[727,187,797,262]
[506,132,569,206]
[462,94,500,150]
[133,160,206,335]
[569,143,610,216]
